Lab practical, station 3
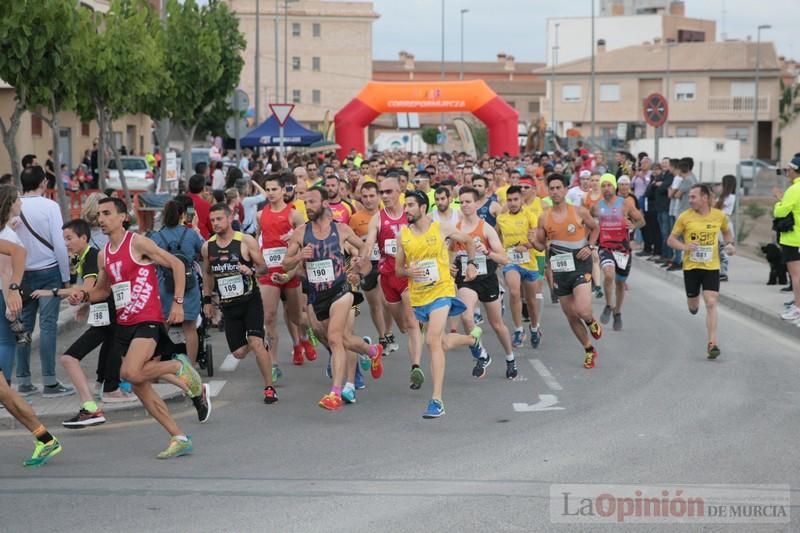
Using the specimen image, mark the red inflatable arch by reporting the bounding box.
[334,80,519,159]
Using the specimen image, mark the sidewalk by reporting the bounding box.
[634,252,800,340]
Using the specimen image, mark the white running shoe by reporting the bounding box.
[781,305,800,321]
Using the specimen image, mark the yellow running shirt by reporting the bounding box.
[670,208,729,271]
[399,221,455,307]
[522,197,545,259]
[496,210,539,270]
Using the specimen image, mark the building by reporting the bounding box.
[537,41,782,160]
[228,0,378,131]
[546,1,715,66]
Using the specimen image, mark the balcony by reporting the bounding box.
[708,96,769,113]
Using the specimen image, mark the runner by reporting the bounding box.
[471,174,501,228]
[325,175,356,225]
[75,197,209,459]
[452,187,516,379]
[496,186,542,349]
[430,186,460,226]
[590,174,645,331]
[519,176,548,330]
[362,177,425,389]
[583,173,605,299]
[666,184,735,358]
[202,203,278,403]
[532,174,603,369]
[396,190,484,418]
[282,187,384,411]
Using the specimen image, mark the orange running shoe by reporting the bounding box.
[292,345,304,366]
[369,344,384,379]
[318,393,343,411]
[588,320,603,340]
[583,346,598,369]
[302,339,317,361]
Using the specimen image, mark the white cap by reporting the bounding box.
[579,170,591,178]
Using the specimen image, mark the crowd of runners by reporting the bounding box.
[0,146,759,466]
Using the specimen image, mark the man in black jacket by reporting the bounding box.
[652,158,676,263]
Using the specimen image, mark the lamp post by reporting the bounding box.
[255,0,260,126]
[590,0,596,145]
[752,24,771,165]
[459,8,469,81]
[551,22,560,138]
[283,0,289,103]
[663,42,677,136]
[274,0,279,103]
[439,0,445,143]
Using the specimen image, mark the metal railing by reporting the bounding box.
[707,96,769,113]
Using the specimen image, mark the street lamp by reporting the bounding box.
[439,0,446,142]
[459,8,469,81]
[752,24,771,164]
[590,0,596,145]
[255,0,260,125]
[663,41,677,137]
[550,22,560,137]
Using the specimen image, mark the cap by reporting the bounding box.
[599,173,617,189]
[617,175,631,185]
[519,176,535,186]
[789,154,800,171]
[579,170,591,178]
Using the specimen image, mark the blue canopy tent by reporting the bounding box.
[240,116,323,147]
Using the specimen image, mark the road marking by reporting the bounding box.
[220,353,240,371]
[513,394,565,412]
[529,359,563,391]
[208,380,226,398]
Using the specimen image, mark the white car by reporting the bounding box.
[106,156,154,191]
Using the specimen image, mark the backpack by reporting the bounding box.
[150,227,196,293]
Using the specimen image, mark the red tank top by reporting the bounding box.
[259,203,294,273]
[377,208,406,275]
[104,232,164,325]
[597,196,628,250]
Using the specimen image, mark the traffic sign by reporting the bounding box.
[643,93,668,128]
[226,89,250,112]
[269,103,295,127]
[225,117,248,138]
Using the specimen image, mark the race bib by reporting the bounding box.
[690,245,714,263]
[612,250,630,269]
[413,259,440,284]
[307,259,335,284]
[370,243,380,261]
[88,302,110,327]
[460,255,488,277]
[508,247,531,265]
[112,282,131,308]
[217,274,245,299]
[384,239,398,256]
[263,247,287,268]
[550,253,576,273]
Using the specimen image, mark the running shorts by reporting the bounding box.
[311,282,364,322]
[379,271,408,304]
[683,268,720,298]
[781,244,800,263]
[457,274,500,303]
[114,322,176,361]
[599,247,632,281]
[221,293,265,352]
[552,256,593,297]
[64,325,115,361]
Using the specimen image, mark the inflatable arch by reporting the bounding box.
[334,80,519,160]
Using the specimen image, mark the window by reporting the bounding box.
[731,82,755,98]
[292,89,301,104]
[599,84,620,102]
[31,115,43,136]
[675,126,697,137]
[674,82,696,101]
[292,22,301,37]
[312,89,321,105]
[528,101,538,113]
[725,126,749,143]
[292,56,300,71]
[312,57,321,72]
[562,84,582,102]
[81,122,90,137]
[312,23,321,37]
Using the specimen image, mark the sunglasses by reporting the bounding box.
[520,186,532,190]
[284,185,295,192]
[379,189,397,195]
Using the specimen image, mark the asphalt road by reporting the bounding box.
[0,268,798,532]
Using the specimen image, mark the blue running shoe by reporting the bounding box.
[530,326,542,349]
[422,399,445,419]
[354,367,366,390]
[272,364,283,382]
[469,342,483,360]
[359,336,372,372]
[512,329,524,348]
[473,308,483,326]
[341,385,357,404]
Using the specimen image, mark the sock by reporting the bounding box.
[411,364,420,370]
[294,340,301,347]
[331,385,342,397]
[506,353,515,362]
[515,327,523,333]
[32,426,53,444]
[344,382,354,390]
[584,344,594,353]
[530,324,539,332]
[175,435,189,442]
[584,318,595,326]
[82,400,99,413]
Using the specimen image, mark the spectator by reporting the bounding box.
[0,185,23,382]
[45,151,57,189]
[14,166,73,397]
[186,174,213,239]
[639,163,663,258]
[80,192,110,249]
[774,154,800,321]
[225,187,243,231]
[21,154,38,169]
[211,160,225,190]
[666,157,698,271]
[715,174,737,281]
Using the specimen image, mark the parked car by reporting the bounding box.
[106,156,154,191]
[739,159,778,195]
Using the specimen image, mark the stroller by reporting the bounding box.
[169,267,215,377]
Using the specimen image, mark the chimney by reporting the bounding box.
[597,39,607,53]
[399,50,415,70]
[669,1,685,16]
[503,54,515,71]
[497,52,507,63]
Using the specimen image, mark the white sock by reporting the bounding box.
[175,435,189,442]
[505,353,515,362]
[344,382,355,390]
[515,327,523,333]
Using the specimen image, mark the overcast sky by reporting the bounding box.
[369,0,798,63]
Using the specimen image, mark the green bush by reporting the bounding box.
[744,203,768,219]
[421,127,439,146]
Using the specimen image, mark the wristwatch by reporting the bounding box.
[8,283,20,292]
[202,295,212,305]
[174,296,185,305]
[51,288,59,297]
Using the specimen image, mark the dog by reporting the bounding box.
[762,243,788,285]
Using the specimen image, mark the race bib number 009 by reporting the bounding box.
[111,282,131,307]
[413,259,440,284]
[217,274,245,299]
[384,239,398,257]
[263,247,287,268]
[307,259,335,284]
[550,253,576,273]
[88,302,111,327]
[690,245,714,264]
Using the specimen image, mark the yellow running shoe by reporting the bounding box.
[157,436,193,459]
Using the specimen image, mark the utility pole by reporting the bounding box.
[459,9,468,80]
[283,0,289,103]
[753,25,771,165]
[255,0,260,125]
[551,22,560,138]
[590,0,596,145]
[274,0,279,103]
[439,0,445,145]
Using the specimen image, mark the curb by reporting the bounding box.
[634,256,800,340]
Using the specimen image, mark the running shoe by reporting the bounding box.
[386,333,399,353]
[785,300,795,308]
[42,383,75,398]
[318,393,343,411]
[370,344,384,379]
[176,354,202,398]
[468,342,483,360]
[272,364,283,382]
[422,399,445,419]
[588,320,603,340]
[17,384,38,397]
[379,336,389,354]
[156,436,193,459]
[263,385,278,404]
[301,339,317,361]
[600,305,613,325]
[613,313,623,332]
[358,353,371,372]
[511,329,524,348]
[410,366,425,390]
[23,437,62,467]
[780,305,800,321]
[192,383,211,423]
[472,354,492,379]
[292,345,305,366]
[707,343,721,360]
[530,326,542,349]
[62,408,106,429]
[583,346,598,369]
[341,385,356,404]
[593,286,604,299]
[505,359,518,380]
[354,367,366,390]
[473,308,484,326]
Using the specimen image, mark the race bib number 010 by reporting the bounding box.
[690,245,714,263]
[413,259,440,284]
[550,253,576,273]
[307,259,335,284]
[112,281,131,308]
[263,247,287,268]
[218,274,245,299]
[88,302,111,327]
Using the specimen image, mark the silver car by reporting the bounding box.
[106,156,154,191]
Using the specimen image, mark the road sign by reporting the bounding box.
[269,103,295,127]
[226,89,249,112]
[643,93,668,128]
[225,117,248,138]
[165,151,178,182]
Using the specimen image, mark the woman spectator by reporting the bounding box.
[0,185,23,381]
[211,160,225,190]
[241,177,267,235]
[80,191,109,249]
[226,188,242,231]
[715,174,737,281]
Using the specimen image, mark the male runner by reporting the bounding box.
[667,184,735,358]
[471,175,501,228]
[519,176,549,323]
[325,175,356,225]
[362,177,424,389]
[203,203,278,403]
[396,190,484,418]
[430,187,460,226]
[282,187,384,411]
[74,197,209,459]
[591,174,645,331]
[532,174,603,369]
[452,188,516,379]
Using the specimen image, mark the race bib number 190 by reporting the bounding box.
[307,259,335,284]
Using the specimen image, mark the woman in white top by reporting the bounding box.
[715,174,736,280]
[0,185,23,381]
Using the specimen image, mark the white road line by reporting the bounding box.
[208,380,227,398]
[219,353,241,372]
[529,359,563,391]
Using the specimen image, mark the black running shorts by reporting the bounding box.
[64,325,114,361]
[221,292,265,352]
[683,268,720,298]
[114,322,176,361]
[457,274,500,303]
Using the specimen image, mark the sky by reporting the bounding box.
[368,0,798,63]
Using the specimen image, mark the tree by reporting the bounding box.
[467,120,488,155]
[421,127,439,147]
[776,78,800,164]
